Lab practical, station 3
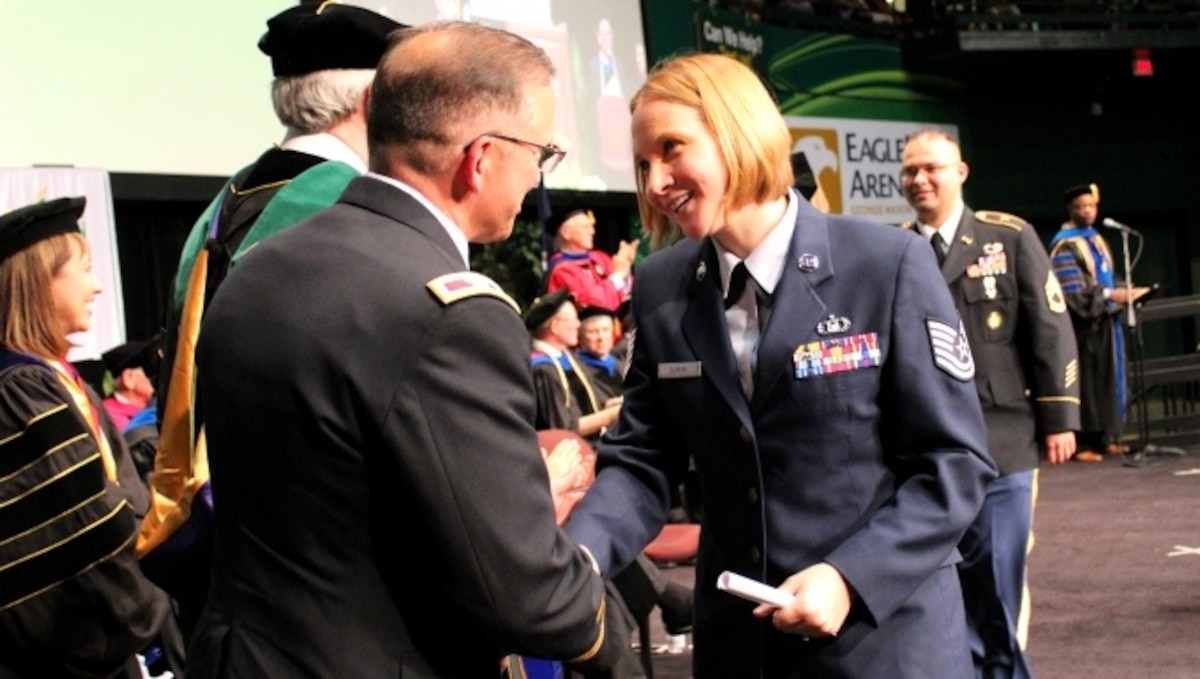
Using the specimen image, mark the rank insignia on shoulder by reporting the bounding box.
[1045,271,1067,313]
[975,210,1028,231]
[426,272,519,314]
[927,318,975,381]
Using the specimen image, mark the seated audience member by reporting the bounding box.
[577,305,624,402]
[101,336,158,431]
[543,205,638,311]
[123,396,160,485]
[103,333,163,483]
[528,290,622,441]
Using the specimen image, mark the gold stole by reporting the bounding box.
[51,359,118,482]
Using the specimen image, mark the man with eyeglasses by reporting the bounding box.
[900,128,1080,679]
[187,21,625,679]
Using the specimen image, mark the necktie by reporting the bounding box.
[724,262,750,310]
[931,232,947,267]
[724,262,772,315]
[725,262,774,398]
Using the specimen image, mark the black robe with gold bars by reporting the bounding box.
[0,349,172,679]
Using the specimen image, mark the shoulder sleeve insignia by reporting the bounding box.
[975,210,1028,231]
[426,272,520,314]
[927,318,975,382]
[1045,270,1067,314]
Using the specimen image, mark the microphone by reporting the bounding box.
[1102,217,1137,233]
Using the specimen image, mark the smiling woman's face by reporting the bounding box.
[50,237,101,338]
[633,97,729,242]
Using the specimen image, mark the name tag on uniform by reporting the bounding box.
[658,361,702,379]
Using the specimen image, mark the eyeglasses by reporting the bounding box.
[900,163,955,179]
[465,133,566,174]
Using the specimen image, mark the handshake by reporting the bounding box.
[540,430,598,525]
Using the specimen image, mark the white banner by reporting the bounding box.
[786,117,959,224]
[0,167,124,362]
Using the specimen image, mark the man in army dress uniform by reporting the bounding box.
[186,22,623,678]
[901,128,1081,679]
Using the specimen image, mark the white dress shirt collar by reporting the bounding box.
[917,200,965,248]
[715,189,799,296]
[280,131,367,174]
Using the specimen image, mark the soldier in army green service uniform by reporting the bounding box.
[901,128,1081,679]
[186,22,623,679]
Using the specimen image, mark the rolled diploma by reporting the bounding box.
[716,570,795,608]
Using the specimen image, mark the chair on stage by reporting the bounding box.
[644,523,700,568]
[629,523,700,678]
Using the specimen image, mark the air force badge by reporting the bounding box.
[816,314,851,336]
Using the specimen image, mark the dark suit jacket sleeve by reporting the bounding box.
[822,235,997,624]
[1014,224,1082,434]
[382,294,613,666]
[562,289,685,576]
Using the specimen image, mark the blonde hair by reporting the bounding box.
[631,53,794,247]
[0,233,88,359]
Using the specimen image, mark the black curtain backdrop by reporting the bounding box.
[111,199,207,342]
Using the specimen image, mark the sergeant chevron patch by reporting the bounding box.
[927,318,975,381]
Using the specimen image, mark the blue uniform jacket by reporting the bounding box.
[566,198,997,679]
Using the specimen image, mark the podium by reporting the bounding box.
[1125,291,1200,459]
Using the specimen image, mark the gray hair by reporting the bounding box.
[271,68,375,134]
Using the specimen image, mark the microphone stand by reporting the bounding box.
[1119,225,1185,466]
